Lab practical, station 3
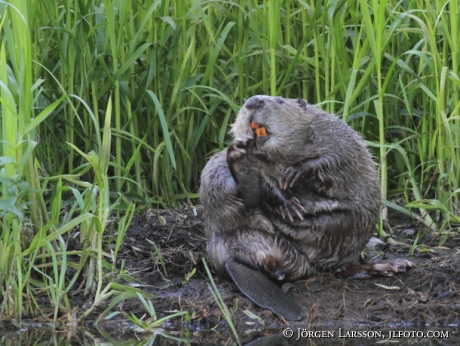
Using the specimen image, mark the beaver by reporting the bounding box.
[200,95,413,320]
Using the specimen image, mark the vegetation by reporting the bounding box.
[0,0,458,327]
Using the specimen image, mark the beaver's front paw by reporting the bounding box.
[276,191,305,222]
[279,163,305,190]
[232,135,255,151]
[267,188,305,222]
[227,135,256,182]
[227,136,262,209]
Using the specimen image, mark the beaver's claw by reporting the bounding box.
[268,188,305,221]
[279,165,304,190]
[277,195,305,222]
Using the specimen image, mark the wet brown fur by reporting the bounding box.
[200,95,381,282]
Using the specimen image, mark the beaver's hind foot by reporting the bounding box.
[339,258,415,279]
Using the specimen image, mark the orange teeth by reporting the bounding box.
[251,121,266,137]
[256,127,267,137]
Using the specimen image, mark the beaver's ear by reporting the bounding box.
[297,98,307,111]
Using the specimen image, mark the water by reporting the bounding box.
[1,322,459,345]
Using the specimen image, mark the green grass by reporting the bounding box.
[203,259,241,345]
[0,0,459,326]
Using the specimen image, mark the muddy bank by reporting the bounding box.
[4,206,460,345]
[121,207,460,324]
[105,206,459,343]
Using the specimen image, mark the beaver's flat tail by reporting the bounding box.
[224,258,303,321]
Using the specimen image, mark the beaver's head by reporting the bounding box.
[230,95,317,165]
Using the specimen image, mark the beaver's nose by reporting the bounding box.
[245,96,265,109]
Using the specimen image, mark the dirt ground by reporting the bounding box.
[101,206,459,345]
[3,206,460,345]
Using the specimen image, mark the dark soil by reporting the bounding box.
[3,206,460,345]
[102,206,460,344]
